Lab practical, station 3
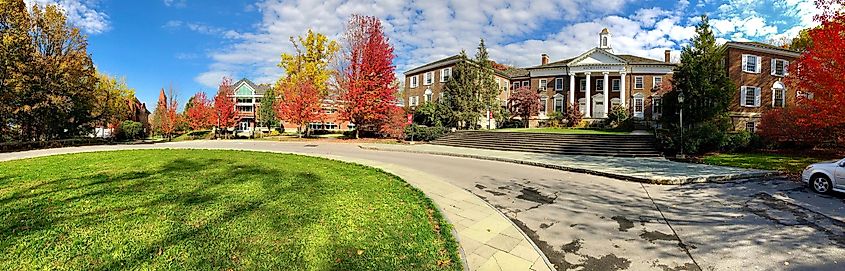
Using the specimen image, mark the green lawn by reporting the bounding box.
[494,127,630,135]
[701,153,832,174]
[0,150,460,270]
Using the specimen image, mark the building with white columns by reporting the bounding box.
[525,28,676,122]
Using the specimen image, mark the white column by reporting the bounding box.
[620,72,627,107]
[569,74,576,107]
[603,72,610,118]
[584,72,591,118]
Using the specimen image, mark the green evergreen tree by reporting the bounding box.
[259,88,278,129]
[475,39,502,129]
[661,15,735,154]
[442,51,478,129]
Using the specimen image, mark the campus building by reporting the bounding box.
[402,29,802,130]
[403,29,676,126]
[724,42,801,133]
[228,78,353,135]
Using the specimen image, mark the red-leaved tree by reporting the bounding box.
[759,0,845,146]
[338,15,397,138]
[214,77,237,139]
[508,86,540,128]
[276,79,324,137]
[380,106,408,140]
[186,92,214,131]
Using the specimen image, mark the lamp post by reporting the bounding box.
[677,91,685,159]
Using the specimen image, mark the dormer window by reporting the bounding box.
[602,37,608,47]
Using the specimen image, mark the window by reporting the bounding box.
[522,81,529,88]
[653,77,663,89]
[612,79,620,92]
[237,98,252,104]
[554,95,565,112]
[771,59,788,77]
[539,96,548,114]
[595,79,604,91]
[424,72,433,85]
[237,105,253,112]
[539,79,547,91]
[745,122,756,133]
[410,75,418,88]
[409,96,420,106]
[347,123,357,130]
[773,88,785,107]
[324,122,338,130]
[512,82,520,90]
[741,86,761,107]
[634,76,644,89]
[602,37,608,47]
[555,78,564,91]
[653,98,663,115]
[743,54,761,73]
[424,89,433,103]
[580,79,587,92]
[440,68,451,82]
[309,122,324,130]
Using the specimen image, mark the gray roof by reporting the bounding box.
[228,78,272,95]
[404,55,463,75]
[726,41,801,57]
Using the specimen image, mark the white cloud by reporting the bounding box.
[163,0,187,8]
[24,0,110,34]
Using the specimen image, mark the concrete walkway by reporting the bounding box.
[360,143,779,184]
[0,142,553,271]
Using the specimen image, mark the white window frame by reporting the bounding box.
[440,68,451,82]
[410,75,418,88]
[539,95,548,114]
[424,89,433,103]
[595,79,604,91]
[634,76,644,89]
[611,79,620,92]
[772,87,786,107]
[555,78,564,91]
[633,94,644,118]
[742,54,762,74]
[771,59,788,77]
[539,79,547,91]
[512,82,519,90]
[580,79,587,92]
[553,94,565,112]
[653,77,663,89]
[522,81,529,88]
[740,86,761,107]
[424,72,433,85]
[746,122,756,133]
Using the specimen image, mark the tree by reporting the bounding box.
[761,0,845,146]
[0,0,34,139]
[258,88,278,130]
[507,86,540,128]
[442,52,478,129]
[660,15,734,154]
[277,29,340,94]
[790,28,814,52]
[185,92,213,131]
[380,106,408,140]
[276,79,323,137]
[475,39,503,127]
[92,72,135,137]
[151,86,179,140]
[213,77,237,139]
[337,15,397,138]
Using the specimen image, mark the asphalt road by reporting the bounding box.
[4,140,844,270]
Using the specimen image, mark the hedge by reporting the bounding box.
[0,138,110,153]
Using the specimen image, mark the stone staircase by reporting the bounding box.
[431,131,661,157]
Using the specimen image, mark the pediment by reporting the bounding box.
[567,48,627,66]
[235,83,255,96]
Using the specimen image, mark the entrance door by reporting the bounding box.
[239,121,249,131]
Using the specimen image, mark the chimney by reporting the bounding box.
[664,50,671,63]
[541,54,549,65]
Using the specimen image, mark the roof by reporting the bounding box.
[403,55,513,78]
[502,67,529,78]
[527,49,674,70]
[725,41,801,57]
[617,55,670,65]
[229,78,272,95]
[404,55,462,75]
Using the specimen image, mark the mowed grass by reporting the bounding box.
[494,127,629,135]
[702,153,832,174]
[0,150,460,271]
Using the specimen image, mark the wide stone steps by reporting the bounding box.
[431,131,661,157]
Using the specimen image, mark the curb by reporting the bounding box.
[358,145,783,185]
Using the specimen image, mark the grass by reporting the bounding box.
[0,150,460,270]
[701,153,834,174]
[494,127,630,135]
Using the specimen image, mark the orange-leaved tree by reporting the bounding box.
[186,91,214,131]
[213,77,237,138]
[508,86,540,128]
[276,79,323,137]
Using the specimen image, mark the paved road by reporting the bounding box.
[3,140,844,270]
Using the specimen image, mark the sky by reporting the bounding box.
[23,0,820,109]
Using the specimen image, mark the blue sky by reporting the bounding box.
[25,0,818,109]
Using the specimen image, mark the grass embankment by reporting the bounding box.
[0,149,460,270]
[701,153,834,174]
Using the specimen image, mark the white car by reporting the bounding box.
[802,158,845,194]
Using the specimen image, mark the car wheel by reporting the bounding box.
[810,174,833,194]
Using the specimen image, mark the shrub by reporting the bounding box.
[565,104,584,127]
[117,121,144,140]
[721,131,752,152]
[656,118,731,155]
[499,119,524,129]
[605,105,631,130]
[404,124,447,142]
[547,112,566,128]
[0,138,109,153]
